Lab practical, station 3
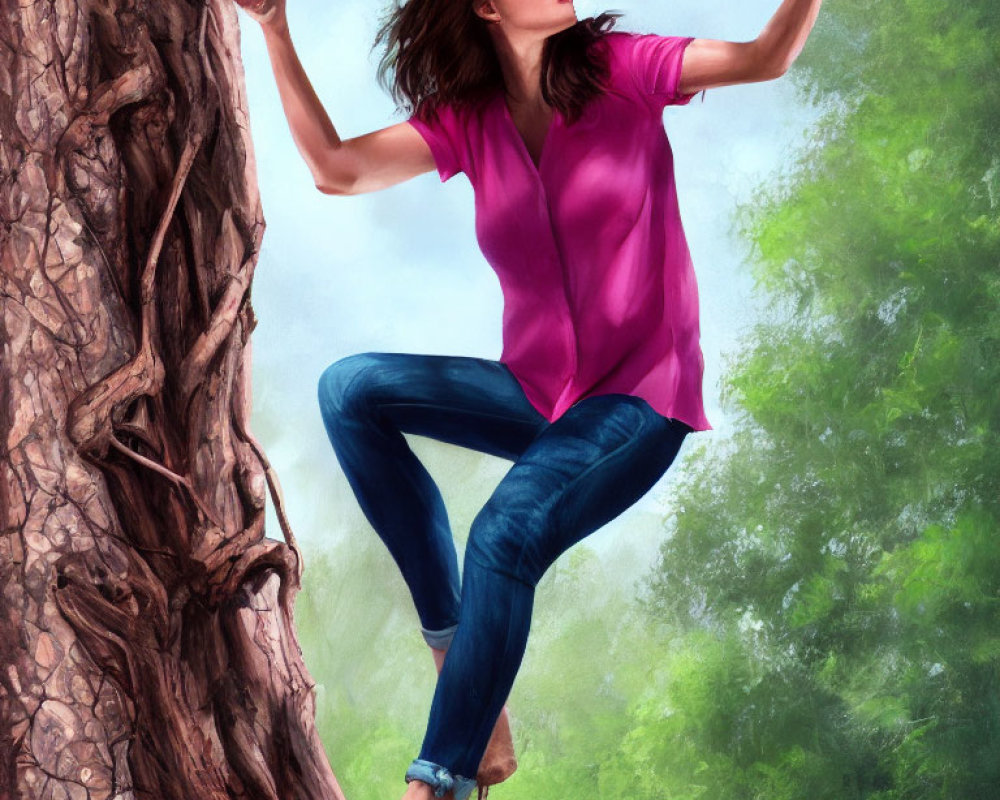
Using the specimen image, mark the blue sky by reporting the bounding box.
[239,0,820,560]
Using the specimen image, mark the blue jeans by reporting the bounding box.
[317,352,692,792]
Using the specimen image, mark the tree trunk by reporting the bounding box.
[0,1,345,797]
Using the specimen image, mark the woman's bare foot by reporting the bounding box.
[430,646,518,787]
[475,704,517,786]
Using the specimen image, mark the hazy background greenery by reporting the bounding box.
[251,0,999,797]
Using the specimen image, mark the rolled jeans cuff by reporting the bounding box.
[405,758,477,800]
[421,623,458,650]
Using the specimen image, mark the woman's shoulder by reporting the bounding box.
[591,28,697,106]
[594,28,692,63]
[588,30,645,95]
[412,88,496,129]
[592,29,638,57]
[594,28,678,65]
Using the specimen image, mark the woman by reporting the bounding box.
[236,0,822,798]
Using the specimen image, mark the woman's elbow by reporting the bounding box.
[316,179,356,196]
[315,167,358,195]
[760,64,787,83]
[747,40,790,83]
[314,152,359,195]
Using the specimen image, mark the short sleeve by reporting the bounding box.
[407,102,464,183]
[623,33,699,109]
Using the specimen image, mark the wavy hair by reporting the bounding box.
[374,2,625,125]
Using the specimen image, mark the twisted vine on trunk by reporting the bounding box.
[0,1,343,797]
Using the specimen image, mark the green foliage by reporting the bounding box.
[641,0,1000,797]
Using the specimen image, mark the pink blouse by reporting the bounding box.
[407,31,712,432]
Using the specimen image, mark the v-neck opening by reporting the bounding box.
[497,91,559,175]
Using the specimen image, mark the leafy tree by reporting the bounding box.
[642,1,1000,796]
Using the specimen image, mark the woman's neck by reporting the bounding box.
[490,29,547,110]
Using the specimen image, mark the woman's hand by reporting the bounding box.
[233,0,287,30]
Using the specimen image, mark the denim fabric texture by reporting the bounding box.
[404,758,477,800]
[317,352,692,786]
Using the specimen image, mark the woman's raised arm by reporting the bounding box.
[239,1,436,195]
[313,121,438,196]
[677,0,824,94]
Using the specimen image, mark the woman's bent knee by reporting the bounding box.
[465,500,552,589]
[317,352,383,421]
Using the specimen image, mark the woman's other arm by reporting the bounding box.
[245,3,436,195]
[677,0,824,94]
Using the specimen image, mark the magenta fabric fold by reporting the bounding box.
[408,31,712,431]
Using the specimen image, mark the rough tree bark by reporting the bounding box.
[0,0,345,797]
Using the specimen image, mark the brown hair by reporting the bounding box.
[373,2,625,125]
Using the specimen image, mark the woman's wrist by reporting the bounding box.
[260,15,290,38]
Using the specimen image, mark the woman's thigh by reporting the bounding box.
[317,351,549,461]
[464,393,692,587]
